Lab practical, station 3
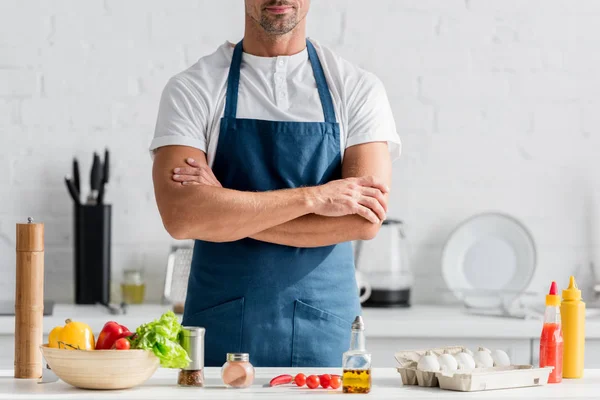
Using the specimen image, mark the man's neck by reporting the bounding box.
[242,16,307,57]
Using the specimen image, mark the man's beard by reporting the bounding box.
[258,1,299,35]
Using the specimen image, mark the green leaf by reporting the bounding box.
[130,311,190,369]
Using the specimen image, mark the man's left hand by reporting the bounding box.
[172,158,222,187]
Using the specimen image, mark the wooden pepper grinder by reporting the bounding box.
[14,217,44,379]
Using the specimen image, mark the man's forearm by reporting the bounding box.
[156,182,313,242]
[251,214,378,247]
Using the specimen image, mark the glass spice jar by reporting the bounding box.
[178,326,205,387]
[221,353,255,388]
[121,268,146,304]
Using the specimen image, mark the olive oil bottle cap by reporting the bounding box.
[562,276,582,301]
[351,316,364,330]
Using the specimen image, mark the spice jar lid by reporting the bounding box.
[227,353,249,362]
[181,326,206,336]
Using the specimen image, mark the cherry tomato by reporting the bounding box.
[306,375,320,389]
[114,337,130,350]
[294,373,306,387]
[329,375,342,389]
[319,374,331,388]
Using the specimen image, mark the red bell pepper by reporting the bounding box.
[96,321,133,350]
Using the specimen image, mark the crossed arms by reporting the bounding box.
[152,142,391,248]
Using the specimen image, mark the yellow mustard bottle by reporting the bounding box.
[561,276,585,378]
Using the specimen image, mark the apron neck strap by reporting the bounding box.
[306,40,336,123]
[224,41,244,120]
[224,39,337,123]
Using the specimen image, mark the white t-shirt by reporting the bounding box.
[150,39,401,166]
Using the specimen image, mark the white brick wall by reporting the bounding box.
[1,0,599,305]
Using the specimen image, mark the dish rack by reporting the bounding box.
[395,346,552,392]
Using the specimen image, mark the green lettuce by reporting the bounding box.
[130,311,190,369]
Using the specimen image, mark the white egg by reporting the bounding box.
[438,351,458,372]
[491,349,511,366]
[473,347,494,368]
[454,351,476,370]
[417,350,441,372]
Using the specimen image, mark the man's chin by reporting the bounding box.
[261,21,297,35]
[264,14,292,23]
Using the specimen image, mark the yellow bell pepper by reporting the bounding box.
[48,319,95,350]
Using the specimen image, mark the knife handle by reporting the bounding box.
[90,153,102,192]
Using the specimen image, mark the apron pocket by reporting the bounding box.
[292,300,352,367]
[184,297,244,366]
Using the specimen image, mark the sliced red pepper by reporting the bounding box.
[269,374,293,387]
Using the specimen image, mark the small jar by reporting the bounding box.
[121,268,146,304]
[221,353,255,388]
[178,326,205,387]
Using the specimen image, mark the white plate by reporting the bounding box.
[442,213,536,309]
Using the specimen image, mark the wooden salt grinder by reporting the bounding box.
[14,217,44,379]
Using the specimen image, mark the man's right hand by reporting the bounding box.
[307,176,389,224]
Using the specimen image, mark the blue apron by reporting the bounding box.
[182,39,361,367]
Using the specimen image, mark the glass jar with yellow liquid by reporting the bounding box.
[342,316,372,394]
[121,269,146,304]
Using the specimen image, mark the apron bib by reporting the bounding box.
[182,40,361,367]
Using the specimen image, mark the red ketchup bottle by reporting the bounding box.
[539,281,563,383]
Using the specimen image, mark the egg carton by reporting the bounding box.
[435,365,554,392]
[396,365,553,391]
[395,346,464,387]
[395,346,553,392]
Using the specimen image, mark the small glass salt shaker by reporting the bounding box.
[178,326,205,387]
[221,353,255,388]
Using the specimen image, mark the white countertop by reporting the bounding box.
[1,367,599,399]
[2,304,600,339]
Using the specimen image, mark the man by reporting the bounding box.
[150,0,400,367]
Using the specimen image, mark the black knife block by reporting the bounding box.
[74,204,111,305]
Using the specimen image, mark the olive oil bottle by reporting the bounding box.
[342,316,372,394]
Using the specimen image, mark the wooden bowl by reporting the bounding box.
[40,344,159,390]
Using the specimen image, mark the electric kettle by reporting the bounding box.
[354,219,413,307]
